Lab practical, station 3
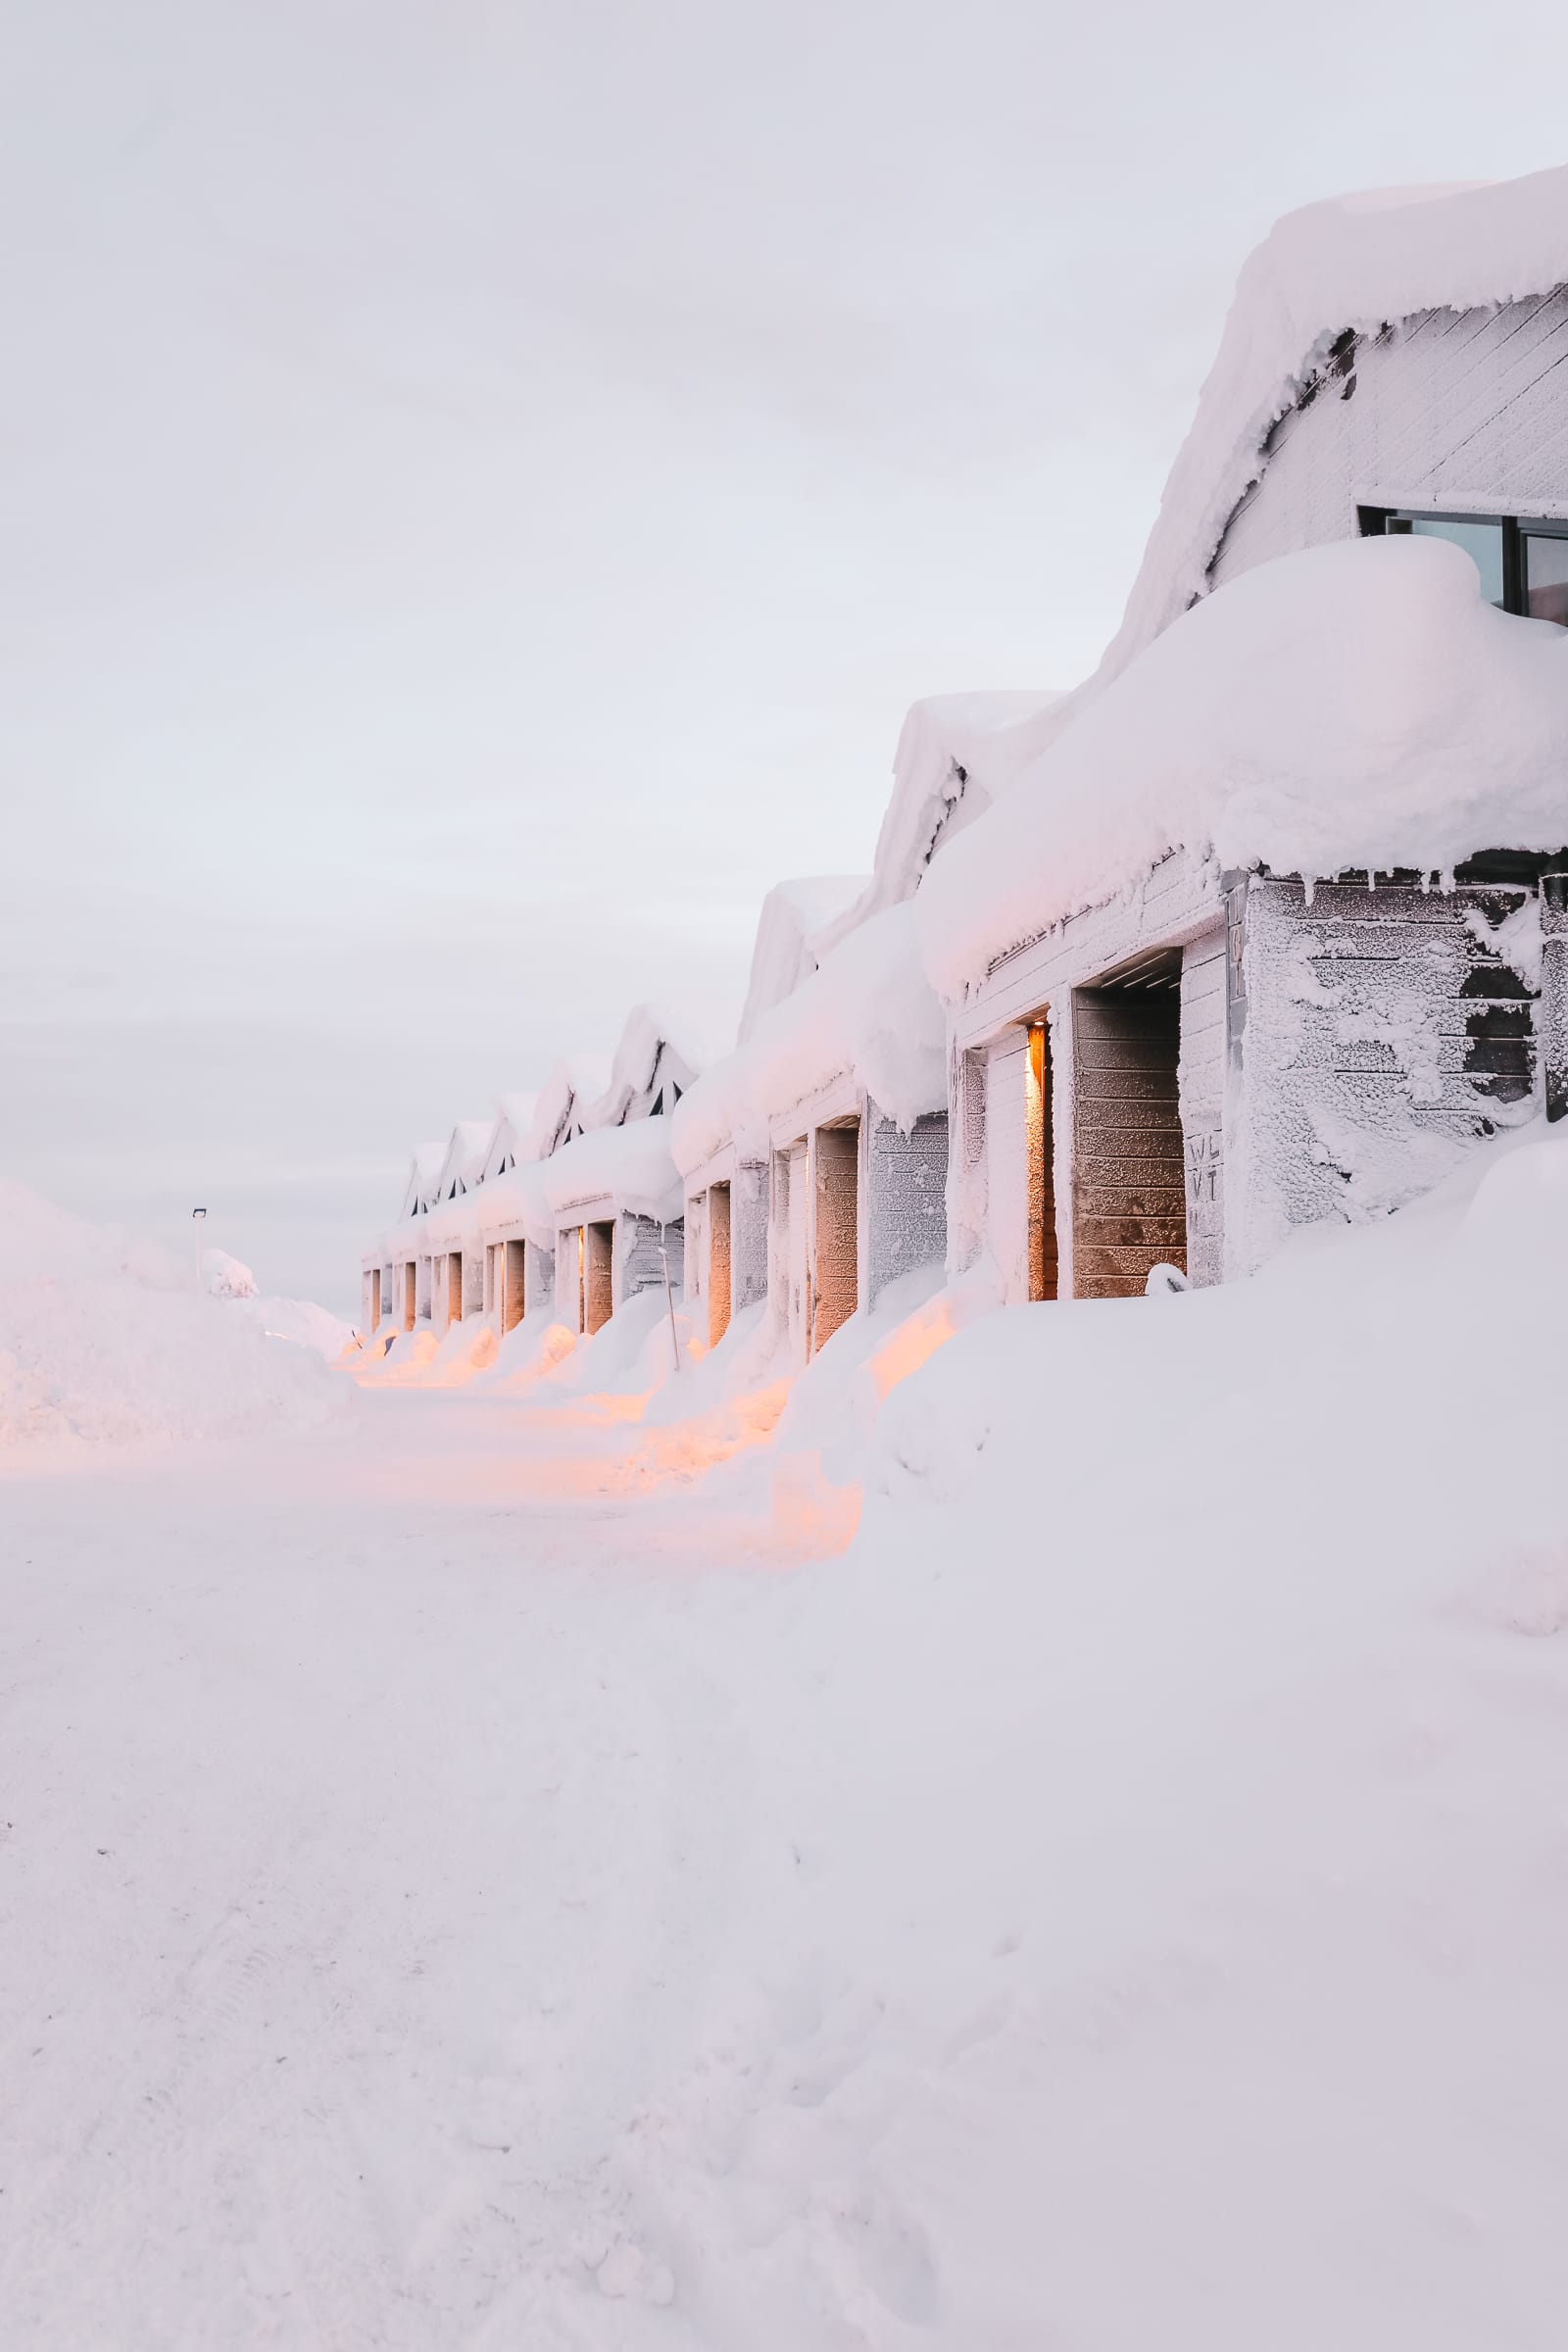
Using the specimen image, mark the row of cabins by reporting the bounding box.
[364,172,1568,1364]
[362,1012,698,1347]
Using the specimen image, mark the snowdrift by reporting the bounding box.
[594,1119,1568,2345]
[0,1184,346,1454]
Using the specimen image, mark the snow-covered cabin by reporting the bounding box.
[925,172,1568,1301]
[676,702,1059,1357]
[362,1141,443,1333]
[675,900,951,1365]
[459,1016,698,1345]
[537,1011,699,1336]
[411,1120,491,1332]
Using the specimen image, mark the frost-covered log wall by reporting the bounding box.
[1227,869,1543,1272]
[864,1104,948,1309]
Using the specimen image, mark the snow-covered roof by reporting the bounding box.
[578,1004,707,1130]
[524,1058,612,1161]
[673,901,947,1174]
[398,1141,446,1222]
[808,694,1065,959]
[917,535,1568,1000]
[1100,169,1568,696]
[474,1116,685,1249]
[430,1120,491,1205]
[735,876,869,1047]
[478,1091,539,1186]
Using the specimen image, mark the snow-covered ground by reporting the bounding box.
[5,1130,1568,2346]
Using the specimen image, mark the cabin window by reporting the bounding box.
[1361,509,1568,625]
[1524,531,1568,626]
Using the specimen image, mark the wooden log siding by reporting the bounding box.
[446,1252,464,1324]
[1179,929,1228,1289]
[812,1123,859,1352]
[560,1229,584,1334]
[403,1261,416,1332]
[1071,990,1188,1297]
[1026,1019,1057,1301]
[708,1181,732,1348]
[585,1220,614,1335]
[785,1141,809,1359]
[504,1239,526,1331]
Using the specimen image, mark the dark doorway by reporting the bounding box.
[1072,956,1187,1298]
[585,1220,614,1335]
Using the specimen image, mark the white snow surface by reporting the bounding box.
[477,1113,686,1246]
[202,1245,355,1358]
[735,875,870,1047]
[812,690,1066,954]
[0,1184,344,1451]
[673,901,947,1171]
[920,535,1568,996]
[6,1123,1568,2344]
[579,1004,711,1130]
[1101,166,1568,689]
[202,1247,258,1300]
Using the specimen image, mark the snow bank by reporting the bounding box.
[0,1184,344,1453]
[200,1247,355,1358]
[920,536,1568,996]
[1103,167,1568,687]
[201,1248,258,1300]
[674,902,947,1171]
[602,1119,1568,2344]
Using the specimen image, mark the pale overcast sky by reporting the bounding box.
[6,0,1568,1310]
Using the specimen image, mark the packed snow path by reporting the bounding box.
[0,1395,803,2347]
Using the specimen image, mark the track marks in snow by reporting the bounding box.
[0,1409,781,2350]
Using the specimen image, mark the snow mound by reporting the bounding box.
[920,536,1568,995]
[603,1120,1568,2343]
[201,1248,258,1300]
[237,1295,357,1360]
[0,1183,346,1454]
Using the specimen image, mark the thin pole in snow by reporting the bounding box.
[660,1240,681,1373]
[192,1205,207,1291]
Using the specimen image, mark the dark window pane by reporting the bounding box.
[1525,534,1568,626]
[1407,515,1505,607]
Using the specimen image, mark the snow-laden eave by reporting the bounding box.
[673,902,948,1178]
[1092,170,1568,705]
[916,536,1568,1005]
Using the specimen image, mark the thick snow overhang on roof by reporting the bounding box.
[522,1058,612,1161]
[917,535,1568,1001]
[808,694,1066,960]
[735,876,869,1047]
[430,1120,491,1204]
[479,1091,540,1185]
[578,1004,709,1131]
[673,901,947,1175]
[1097,169,1568,697]
[473,1115,685,1249]
[398,1141,446,1222]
